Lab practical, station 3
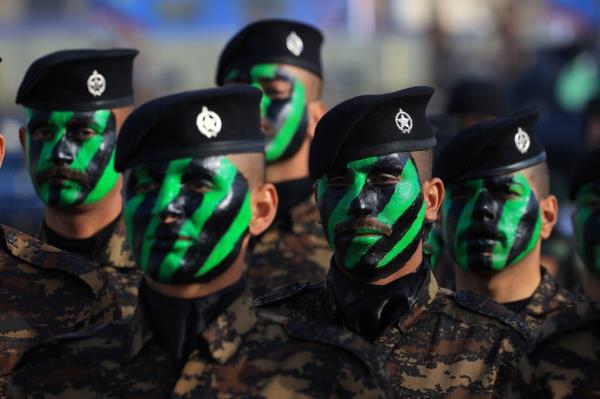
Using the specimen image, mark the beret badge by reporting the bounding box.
[514,127,530,154]
[87,69,106,97]
[395,108,413,134]
[286,31,304,56]
[196,106,222,139]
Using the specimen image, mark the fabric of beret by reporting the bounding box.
[446,77,509,117]
[16,48,138,111]
[433,108,546,184]
[115,85,264,171]
[216,19,323,86]
[309,86,436,180]
[569,147,600,199]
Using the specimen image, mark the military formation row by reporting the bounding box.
[0,18,599,399]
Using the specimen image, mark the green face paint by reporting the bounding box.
[573,182,600,279]
[316,153,425,282]
[442,172,542,272]
[224,63,308,163]
[124,156,252,284]
[25,108,119,207]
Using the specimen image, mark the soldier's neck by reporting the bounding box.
[265,136,310,183]
[454,246,542,303]
[145,257,245,299]
[581,268,600,301]
[43,185,123,239]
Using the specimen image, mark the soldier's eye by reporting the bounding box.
[68,126,97,141]
[186,181,213,194]
[327,176,347,187]
[30,128,54,140]
[133,181,158,194]
[369,174,398,185]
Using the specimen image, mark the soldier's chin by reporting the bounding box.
[465,255,496,274]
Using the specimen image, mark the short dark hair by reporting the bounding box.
[412,149,433,182]
[524,161,550,198]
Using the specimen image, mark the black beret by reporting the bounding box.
[433,109,546,184]
[115,85,264,172]
[569,147,600,199]
[446,77,509,117]
[16,48,138,111]
[309,86,436,180]
[216,19,323,86]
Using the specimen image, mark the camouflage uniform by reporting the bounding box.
[257,267,533,398]
[248,194,332,297]
[39,216,141,317]
[7,288,395,399]
[0,224,121,397]
[509,270,600,398]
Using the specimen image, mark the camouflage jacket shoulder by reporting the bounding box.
[247,194,332,297]
[259,269,531,398]
[510,297,600,398]
[39,216,142,318]
[521,268,597,342]
[8,290,394,398]
[0,224,121,395]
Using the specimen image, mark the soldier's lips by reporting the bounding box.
[335,220,391,237]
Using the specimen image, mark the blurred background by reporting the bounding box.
[1,0,598,288]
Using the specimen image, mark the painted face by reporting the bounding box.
[316,153,426,282]
[442,172,542,272]
[124,156,252,284]
[573,182,600,279]
[24,108,119,207]
[224,63,308,163]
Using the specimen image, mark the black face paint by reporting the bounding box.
[442,172,542,272]
[316,153,426,282]
[124,156,252,284]
[25,108,119,206]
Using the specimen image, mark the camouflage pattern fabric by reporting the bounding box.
[0,224,121,397]
[39,217,142,318]
[257,268,533,398]
[248,194,331,297]
[7,289,395,398]
[520,269,595,341]
[509,272,600,398]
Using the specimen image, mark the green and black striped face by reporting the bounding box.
[316,153,426,282]
[442,172,542,272]
[124,156,252,284]
[25,108,119,207]
[224,63,308,163]
[574,182,600,279]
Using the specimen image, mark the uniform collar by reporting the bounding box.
[372,267,439,358]
[93,216,136,269]
[38,214,136,270]
[133,286,257,365]
[201,290,257,364]
[2,224,106,296]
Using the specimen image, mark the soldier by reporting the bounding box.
[570,147,600,301]
[15,49,141,317]
[436,111,600,395]
[257,87,532,397]
[7,86,394,399]
[0,58,120,396]
[216,19,331,296]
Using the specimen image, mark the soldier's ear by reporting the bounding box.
[423,177,444,222]
[540,194,558,240]
[306,100,326,139]
[248,182,278,236]
[18,126,26,157]
[0,134,5,167]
